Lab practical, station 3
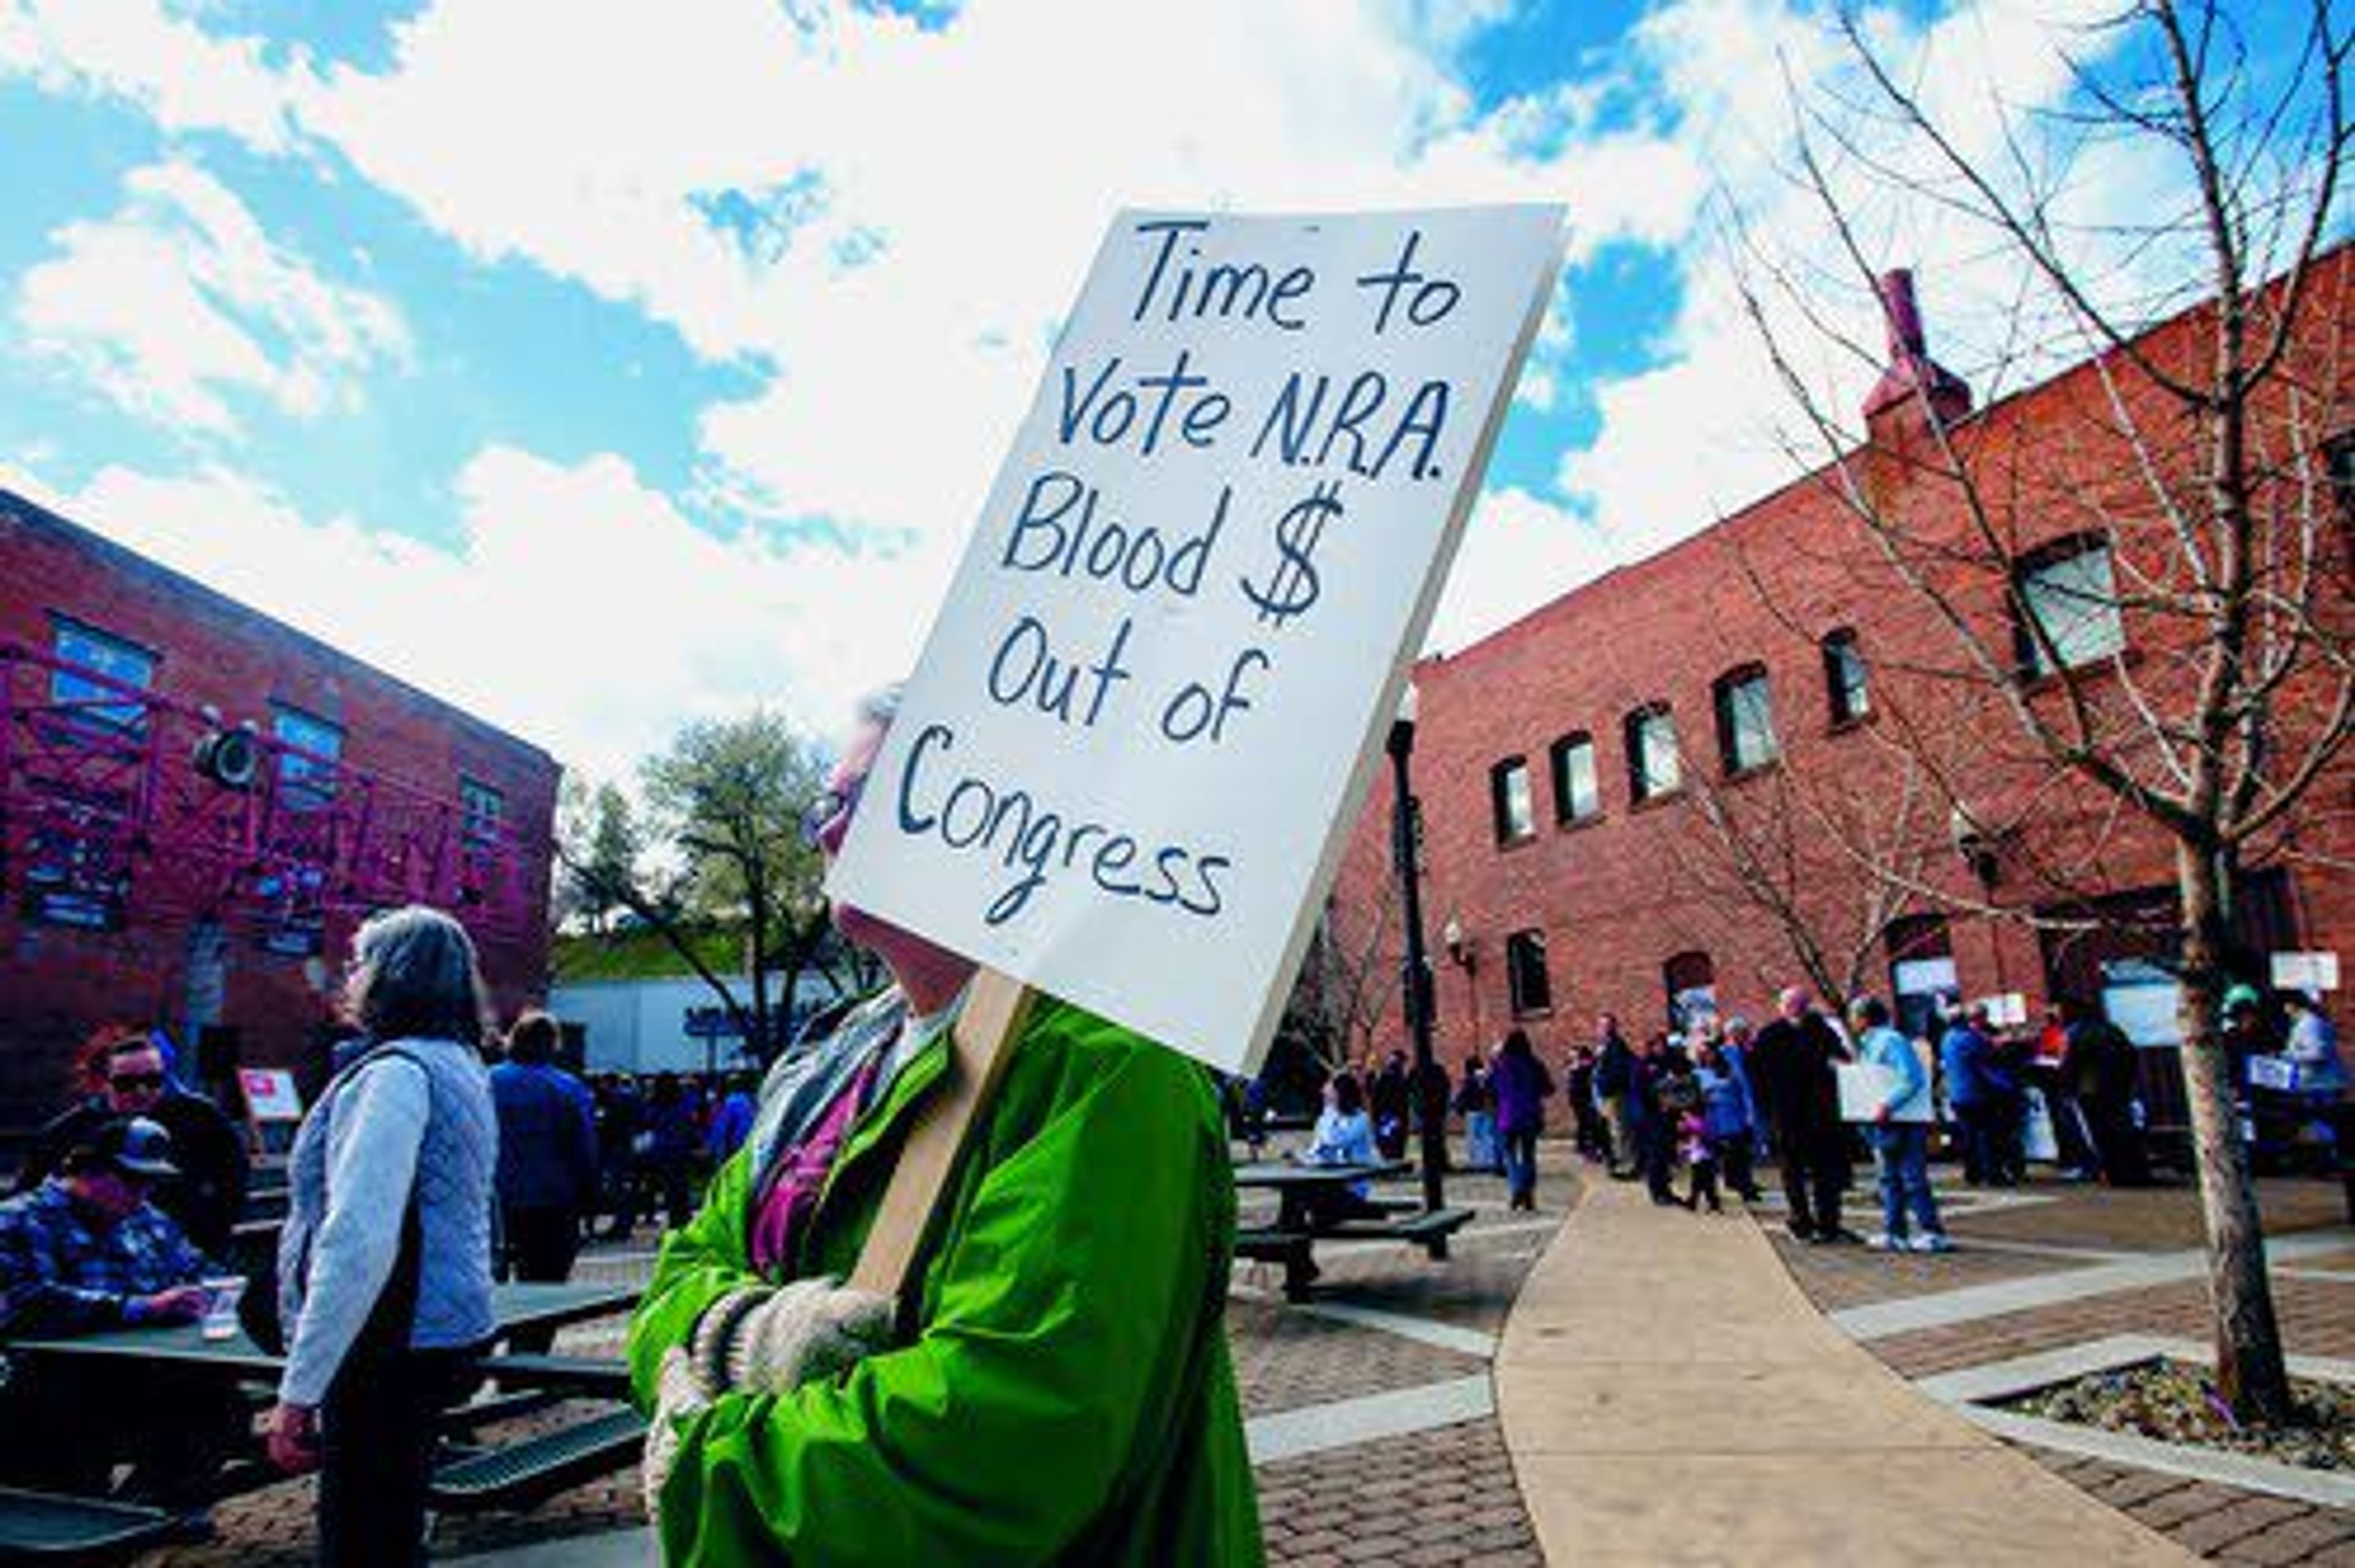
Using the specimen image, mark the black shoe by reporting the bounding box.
[1820,1227,1866,1246]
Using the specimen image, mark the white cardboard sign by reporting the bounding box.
[829,206,1564,1074]
[2270,951,2340,992]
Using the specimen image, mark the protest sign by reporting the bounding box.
[829,205,1564,1077]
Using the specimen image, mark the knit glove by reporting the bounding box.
[723,1275,895,1396]
[640,1347,713,1525]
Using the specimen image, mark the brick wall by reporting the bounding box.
[0,492,560,1141]
[1328,249,2351,1069]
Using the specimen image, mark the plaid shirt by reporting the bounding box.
[0,1179,207,1336]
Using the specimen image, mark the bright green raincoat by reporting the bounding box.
[627,995,1264,1566]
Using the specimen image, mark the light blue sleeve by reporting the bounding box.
[278,1060,429,1407]
[1879,1030,1926,1115]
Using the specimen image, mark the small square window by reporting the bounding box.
[49,618,156,736]
[273,707,345,813]
[2016,541,2124,676]
[461,778,505,846]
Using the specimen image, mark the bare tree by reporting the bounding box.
[1734,0,2346,1420]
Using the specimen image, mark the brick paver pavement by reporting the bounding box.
[128,1144,1581,1566]
[1768,1171,2355,1566]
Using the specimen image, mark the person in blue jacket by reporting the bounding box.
[1851,996,1950,1253]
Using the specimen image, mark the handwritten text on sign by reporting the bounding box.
[829,207,1564,1074]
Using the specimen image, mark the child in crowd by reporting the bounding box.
[1680,1105,1721,1213]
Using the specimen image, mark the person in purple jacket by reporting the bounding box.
[1491,1029,1557,1212]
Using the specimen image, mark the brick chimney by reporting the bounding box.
[1861,268,1971,432]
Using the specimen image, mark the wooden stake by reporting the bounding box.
[849,968,1038,1300]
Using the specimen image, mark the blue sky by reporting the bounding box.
[0,0,2329,778]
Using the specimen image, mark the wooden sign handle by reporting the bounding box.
[849,968,1038,1301]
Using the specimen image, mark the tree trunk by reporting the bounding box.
[2175,839,2296,1423]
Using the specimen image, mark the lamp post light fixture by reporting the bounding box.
[1948,800,2011,993]
[1442,912,1480,1052]
[1948,801,2001,893]
[1387,683,1446,1214]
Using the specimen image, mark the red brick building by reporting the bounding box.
[0,491,560,1146]
[1329,249,2350,1119]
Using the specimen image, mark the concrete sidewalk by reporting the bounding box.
[1494,1180,2200,1566]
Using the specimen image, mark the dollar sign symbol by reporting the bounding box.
[1241,481,1342,630]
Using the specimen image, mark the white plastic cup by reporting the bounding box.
[201,1275,246,1340]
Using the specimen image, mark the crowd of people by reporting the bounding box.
[1287,981,2345,1256]
[0,824,2340,1566]
[0,683,1265,1564]
[0,914,776,1558]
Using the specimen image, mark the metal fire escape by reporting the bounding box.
[0,640,542,948]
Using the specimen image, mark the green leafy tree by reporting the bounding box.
[641,711,835,1064]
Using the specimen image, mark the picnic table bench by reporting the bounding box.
[0,1486,176,1565]
[429,1407,648,1513]
[0,1283,645,1537]
[1230,1160,1473,1301]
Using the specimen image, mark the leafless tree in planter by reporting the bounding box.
[1731,0,2345,1421]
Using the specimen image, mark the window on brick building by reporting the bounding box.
[272,706,344,812]
[1822,629,1869,725]
[260,706,344,956]
[1490,755,1534,844]
[2014,538,2124,676]
[1712,665,1779,774]
[1506,928,1552,1016]
[49,618,157,736]
[25,618,156,928]
[460,777,505,846]
[1549,732,1599,824]
[1624,704,1680,803]
[2326,429,2353,519]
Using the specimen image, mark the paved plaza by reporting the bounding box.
[118,1147,2353,1566]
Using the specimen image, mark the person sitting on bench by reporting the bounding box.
[0,1117,243,1537]
[1287,1072,1387,1230]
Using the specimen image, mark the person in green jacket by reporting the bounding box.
[627,687,1263,1566]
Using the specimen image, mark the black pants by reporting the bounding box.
[318,1345,481,1567]
[0,1361,243,1509]
[1716,1131,1760,1200]
[1780,1136,1847,1238]
[2084,1095,2150,1187]
[500,1204,583,1354]
[1687,1157,1721,1211]
[1958,1100,2019,1184]
[1639,1118,1677,1203]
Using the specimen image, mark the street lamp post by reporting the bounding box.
[1387,685,1446,1214]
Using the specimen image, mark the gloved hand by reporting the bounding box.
[641,1347,713,1525]
[723,1275,895,1396]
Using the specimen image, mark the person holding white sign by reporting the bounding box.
[627,689,1262,1566]
[1848,996,1950,1255]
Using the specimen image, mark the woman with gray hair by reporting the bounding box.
[266,905,499,1566]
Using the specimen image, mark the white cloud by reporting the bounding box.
[16,160,410,434]
[1428,485,1625,654]
[0,0,299,150]
[1543,0,2191,618]
[1,0,2235,725]
[0,448,943,782]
